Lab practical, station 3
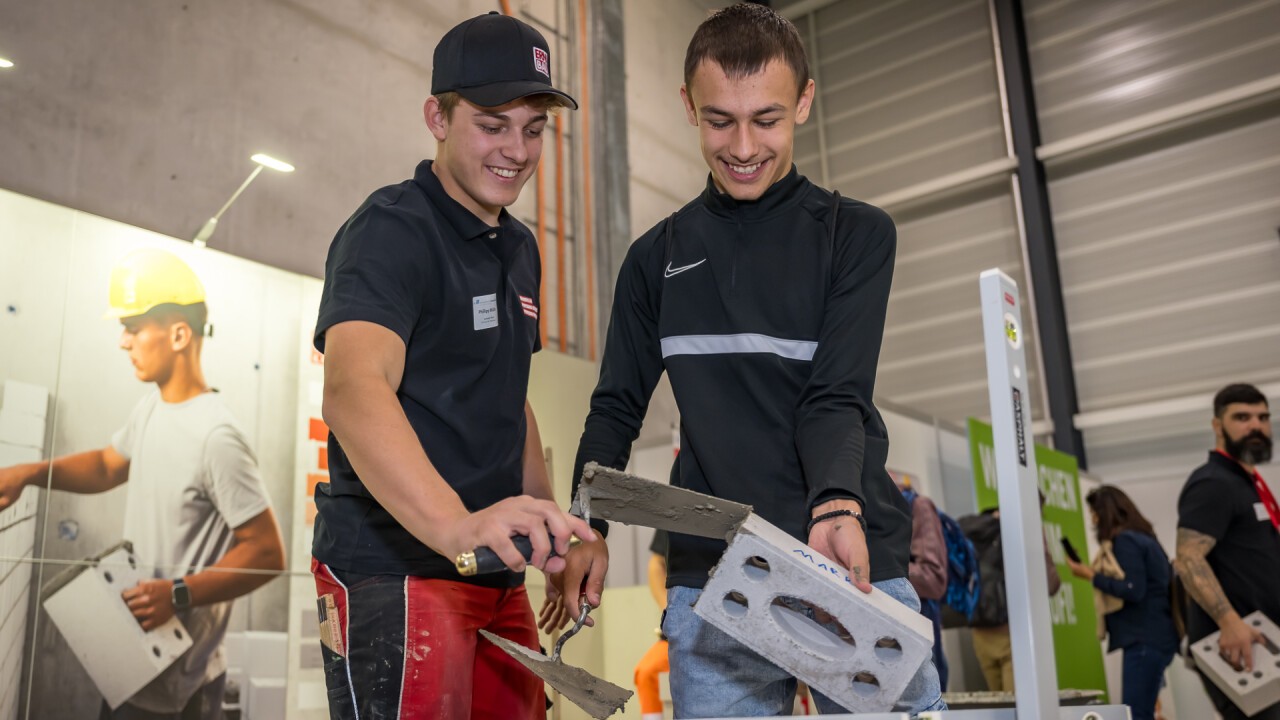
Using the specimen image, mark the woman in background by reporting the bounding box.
[1066,485,1179,720]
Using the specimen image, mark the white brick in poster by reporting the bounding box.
[1,380,49,419]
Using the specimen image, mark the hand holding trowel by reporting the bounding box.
[455,461,751,576]
[473,462,752,719]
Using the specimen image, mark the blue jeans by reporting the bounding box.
[664,577,946,717]
[1121,644,1173,720]
[921,598,948,691]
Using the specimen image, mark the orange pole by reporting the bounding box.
[578,0,596,360]
[555,116,567,353]
[498,0,512,15]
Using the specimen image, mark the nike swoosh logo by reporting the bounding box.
[664,259,706,278]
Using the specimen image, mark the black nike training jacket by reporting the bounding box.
[573,166,912,589]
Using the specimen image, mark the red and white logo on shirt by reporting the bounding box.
[519,295,538,320]
[532,47,550,78]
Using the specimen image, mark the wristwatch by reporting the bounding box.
[171,577,192,610]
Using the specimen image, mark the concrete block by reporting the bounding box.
[0,442,41,467]
[223,631,246,672]
[1,380,49,419]
[0,410,44,450]
[244,630,288,679]
[247,677,286,719]
[1192,611,1280,717]
[42,544,193,709]
[695,514,932,714]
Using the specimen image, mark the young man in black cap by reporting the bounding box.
[310,12,595,718]
[568,4,944,715]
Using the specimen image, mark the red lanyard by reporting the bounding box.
[1217,450,1280,531]
[1254,473,1280,532]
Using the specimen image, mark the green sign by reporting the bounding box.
[968,418,1108,698]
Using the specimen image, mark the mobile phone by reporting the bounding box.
[1061,537,1081,563]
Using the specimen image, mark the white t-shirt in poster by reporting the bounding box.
[111,390,272,713]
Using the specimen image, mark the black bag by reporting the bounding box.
[958,511,1009,627]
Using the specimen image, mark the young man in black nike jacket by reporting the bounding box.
[556,3,945,716]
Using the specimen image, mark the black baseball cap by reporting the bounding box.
[431,12,578,110]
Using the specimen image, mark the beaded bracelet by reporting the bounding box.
[806,509,867,535]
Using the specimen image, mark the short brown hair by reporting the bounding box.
[684,3,810,99]
[432,90,571,119]
[144,302,209,338]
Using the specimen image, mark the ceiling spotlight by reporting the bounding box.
[250,153,295,173]
[0,58,14,69]
[192,153,295,247]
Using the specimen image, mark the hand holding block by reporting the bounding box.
[695,514,933,714]
[1191,611,1280,717]
[42,543,193,709]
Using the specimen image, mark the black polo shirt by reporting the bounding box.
[1177,451,1280,642]
[312,160,541,587]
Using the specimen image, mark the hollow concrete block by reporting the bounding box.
[1192,611,1280,717]
[695,513,933,714]
[43,545,193,709]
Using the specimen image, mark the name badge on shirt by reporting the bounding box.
[473,294,499,331]
[1257,502,1271,522]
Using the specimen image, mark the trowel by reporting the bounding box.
[480,597,633,719]
[468,464,754,719]
[455,462,754,575]
[574,462,753,541]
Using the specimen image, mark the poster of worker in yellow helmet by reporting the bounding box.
[0,235,289,719]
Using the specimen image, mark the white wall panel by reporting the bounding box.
[880,193,1047,427]
[797,0,1007,197]
[1050,116,1280,415]
[1025,0,1280,144]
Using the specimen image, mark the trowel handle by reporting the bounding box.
[455,535,559,576]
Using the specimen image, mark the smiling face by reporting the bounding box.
[681,59,813,202]
[426,94,551,224]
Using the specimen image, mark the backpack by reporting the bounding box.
[940,510,983,620]
[957,510,1009,627]
[903,489,982,622]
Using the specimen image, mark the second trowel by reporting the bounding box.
[480,598,632,719]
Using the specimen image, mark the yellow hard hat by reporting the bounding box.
[105,248,206,319]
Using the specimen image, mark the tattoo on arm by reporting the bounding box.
[1175,528,1234,622]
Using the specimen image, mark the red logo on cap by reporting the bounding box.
[533,47,549,78]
